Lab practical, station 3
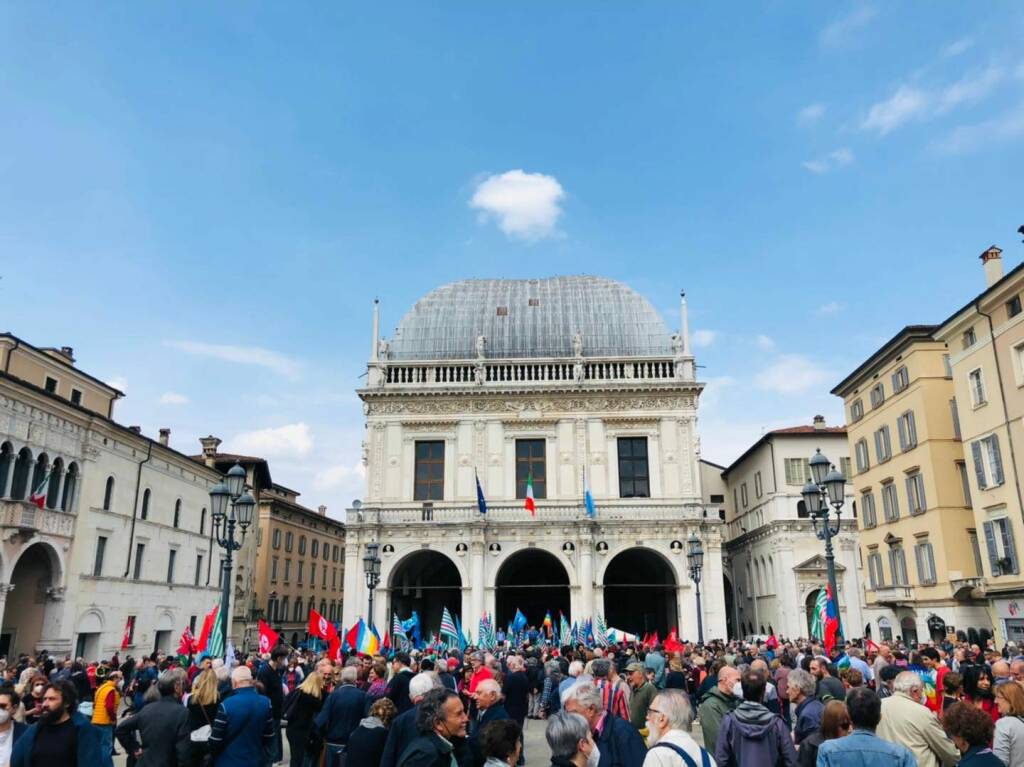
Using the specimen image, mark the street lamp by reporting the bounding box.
[801,448,846,645]
[209,462,255,657]
[686,533,705,645]
[363,542,381,632]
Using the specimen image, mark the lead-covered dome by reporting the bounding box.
[386,276,674,360]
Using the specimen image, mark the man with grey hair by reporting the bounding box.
[545,710,600,767]
[382,672,443,767]
[876,671,958,767]
[470,679,510,767]
[208,666,276,766]
[315,664,368,763]
[563,681,646,766]
[786,668,823,747]
[642,689,712,767]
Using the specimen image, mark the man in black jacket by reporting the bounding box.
[469,679,510,767]
[382,672,440,767]
[257,647,288,765]
[397,688,470,767]
[115,671,191,767]
[387,652,416,713]
[315,665,367,764]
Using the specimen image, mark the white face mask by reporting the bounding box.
[0,710,10,725]
[586,744,601,767]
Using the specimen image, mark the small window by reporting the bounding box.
[740,483,749,508]
[70,389,82,405]
[855,439,870,473]
[784,458,811,485]
[167,549,177,583]
[299,535,306,555]
[754,471,763,498]
[963,327,977,349]
[710,494,725,503]
[200,508,206,536]
[140,488,150,520]
[173,499,181,528]
[971,434,1005,489]
[333,545,339,563]
[528,298,540,307]
[969,368,987,407]
[897,411,917,452]
[102,476,115,511]
[272,529,282,549]
[905,472,927,515]
[882,482,900,522]
[133,543,145,580]
[889,545,909,585]
[869,383,885,409]
[861,493,877,529]
[515,439,547,500]
[984,517,1019,576]
[284,559,291,583]
[496,306,508,316]
[414,441,445,501]
[194,554,203,586]
[943,354,953,378]
[271,556,279,582]
[311,540,319,558]
[915,541,937,585]
[839,457,852,479]
[850,399,864,422]
[874,426,892,463]
[93,536,107,577]
[1008,296,1022,318]
[956,461,972,506]
[298,561,304,585]
[285,531,294,552]
[617,437,650,498]
[44,377,58,394]
[951,398,962,440]
[891,366,909,393]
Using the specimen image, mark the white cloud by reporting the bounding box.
[817,301,845,315]
[933,101,1024,154]
[469,170,565,241]
[159,391,190,405]
[802,147,855,174]
[943,37,974,58]
[820,6,877,49]
[755,335,775,351]
[165,340,302,379]
[105,376,128,392]
[699,376,736,414]
[754,355,835,395]
[314,462,366,490]
[937,64,1005,114]
[861,86,929,135]
[797,104,826,125]
[229,423,313,459]
[692,329,717,348]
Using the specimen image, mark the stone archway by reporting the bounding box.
[3,543,60,656]
[495,549,570,632]
[602,547,678,638]
[388,550,462,644]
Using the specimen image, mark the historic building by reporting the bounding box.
[720,419,866,640]
[341,276,727,641]
[934,246,1024,644]
[254,484,346,648]
[833,325,989,645]
[0,335,224,657]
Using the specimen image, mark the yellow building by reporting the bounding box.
[833,326,990,644]
[934,247,1024,643]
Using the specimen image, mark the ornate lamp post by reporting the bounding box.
[209,462,255,656]
[801,449,847,644]
[363,542,381,632]
[686,533,705,645]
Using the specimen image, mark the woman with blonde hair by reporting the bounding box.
[284,670,325,767]
[994,681,1024,766]
[185,668,220,767]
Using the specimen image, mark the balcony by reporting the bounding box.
[950,577,984,600]
[346,500,709,526]
[0,500,75,540]
[872,585,916,606]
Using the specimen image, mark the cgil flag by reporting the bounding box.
[392,614,409,651]
[810,587,828,642]
[524,472,536,517]
[258,620,279,654]
[439,607,459,645]
[177,626,196,657]
[476,471,488,515]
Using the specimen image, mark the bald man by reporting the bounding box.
[469,678,511,767]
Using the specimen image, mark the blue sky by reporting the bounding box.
[2,3,1022,515]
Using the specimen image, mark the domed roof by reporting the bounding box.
[387,276,674,360]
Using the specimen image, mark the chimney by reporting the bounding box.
[158,428,171,447]
[59,346,75,362]
[981,245,1004,287]
[199,435,222,468]
[318,505,327,517]
[128,425,142,435]
[813,415,826,430]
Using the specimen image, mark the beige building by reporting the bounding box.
[254,485,345,647]
[935,247,1024,643]
[833,325,990,644]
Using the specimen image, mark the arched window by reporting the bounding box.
[103,476,115,511]
[299,536,306,556]
[311,539,319,558]
[293,599,303,622]
[10,447,32,500]
[319,599,326,616]
[285,532,293,552]
[200,508,206,535]
[280,596,289,623]
[141,488,151,520]
[61,463,78,512]
[31,453,49,499]
[797,500,810,518]
[768,556,775,591]
[173,499,181,529]
[0,442,13,497]
[754,559,762,593]
[760,557,768,592]
[267,598,277,622]
[307,596,315,615]
[46,458,64,509]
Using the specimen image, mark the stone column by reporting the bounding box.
[579,543,594,620]
[52,470,65,511]
[776,542,800,638]
[2,460,14,498]
[341,533,362,628]
[470,542,485,631]
[0,584,14,632]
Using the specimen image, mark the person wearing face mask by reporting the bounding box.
[0,689,28,767]
[642,689,714,767]
[91,669,122,767]
[397,688,470,767]
[10,680,103,767]
[562,681,646,767]
[21,678,46,727]
[545,710,601,767]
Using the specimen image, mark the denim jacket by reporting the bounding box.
[815,728,916,767]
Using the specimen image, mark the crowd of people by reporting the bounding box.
[1,633,1024,766]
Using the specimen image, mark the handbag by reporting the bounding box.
[190,704,214,743]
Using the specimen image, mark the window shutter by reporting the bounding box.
[991,437,1005,485]
[972,441,988,489]
[908,411,917,446]
[926,544,936,583]
[1006,521,1020,575]
[984,520,1001,575]
[917,475,926,511]
[874,431,882,461]
[914,545,924,584]
[905,476,916,513]
[868,555,878,588]
[898,417,907,451]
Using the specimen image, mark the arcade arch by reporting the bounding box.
[602,547,678,637]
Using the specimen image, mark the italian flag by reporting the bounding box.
[29,472,50,510]
[525,472,536,517]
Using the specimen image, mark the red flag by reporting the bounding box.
[177,626,196,657]
[344,622,360,653]
[865,638,880,654]
[651,630,660,647]
[121,615,134,651]
[308,609,332,640]
[195,605,218,653]
[329,635,342,661]
[665,627,684,654]
[766,634,779,650]
[383,629,391,650]
[258,620,279,654]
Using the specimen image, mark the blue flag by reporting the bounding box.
[476,471,488,515]
[584,469,596,519]
[512,608,528,634]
